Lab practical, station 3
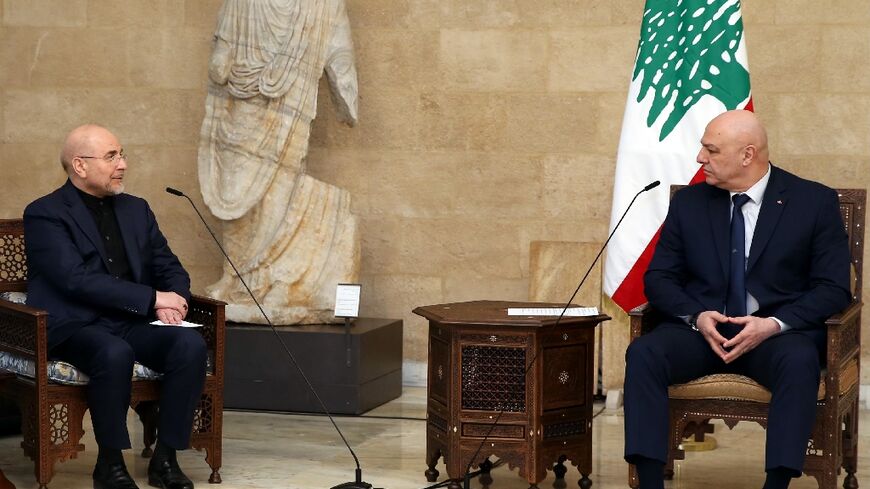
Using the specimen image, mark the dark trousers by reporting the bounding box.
[624,322,824,473]
[51,318,207,450]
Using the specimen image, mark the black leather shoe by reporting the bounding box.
[148,458,194,489]
[93,462,140,489]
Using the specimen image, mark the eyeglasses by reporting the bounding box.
[76,152,127,164]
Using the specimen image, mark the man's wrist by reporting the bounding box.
[688,312,702,331]
[769,316,788,332]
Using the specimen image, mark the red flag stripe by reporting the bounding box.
[609,97,753,312]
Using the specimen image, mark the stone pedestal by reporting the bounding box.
[224,318,403,414]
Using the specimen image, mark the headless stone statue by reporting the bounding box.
[198,0,360,324]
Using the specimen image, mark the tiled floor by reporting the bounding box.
[0,387,868,488]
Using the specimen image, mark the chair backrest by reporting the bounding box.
[669,185,866,301]
[838,189,866,301]
[0,219,26,293]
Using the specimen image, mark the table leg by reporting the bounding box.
[553,455,568,489]
[478,459,493,486]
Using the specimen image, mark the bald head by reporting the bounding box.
[61,124,114,173]
[707,110,769,160]
[696,110,771,192]
[61,124,127,197]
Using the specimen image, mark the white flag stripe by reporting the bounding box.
[603,1,751,307]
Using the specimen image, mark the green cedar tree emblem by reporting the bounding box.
[633,0,751,141]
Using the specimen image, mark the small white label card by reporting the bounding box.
[334,283,361,318]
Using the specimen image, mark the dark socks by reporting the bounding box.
[634,456,665,489]
[763,467,793,489]
[97,447,124,467]
[152,440,177,464]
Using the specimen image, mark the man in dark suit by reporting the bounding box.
[623,110,852,489]
[24,125,207,489]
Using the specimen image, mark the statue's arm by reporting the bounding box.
[324,0,359,126]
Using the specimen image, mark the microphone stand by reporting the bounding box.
[166,187,376,489]
[459,180,660,489]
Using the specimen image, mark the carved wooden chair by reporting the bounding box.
[0,218,226,488]
[628,188,864,489]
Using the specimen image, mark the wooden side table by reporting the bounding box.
[0,370,15,489]
[414,301,609,489]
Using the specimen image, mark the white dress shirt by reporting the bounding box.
[729,164,790,332]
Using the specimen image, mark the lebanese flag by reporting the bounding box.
[603,0,753,312]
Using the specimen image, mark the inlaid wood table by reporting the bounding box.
[0,370,15,489]
[414,301,609,489]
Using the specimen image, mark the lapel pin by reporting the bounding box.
[776,200,783,205]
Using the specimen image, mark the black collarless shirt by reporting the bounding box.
[75,189,134,282]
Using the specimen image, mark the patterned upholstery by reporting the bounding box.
[0,292,161,384]
[0,351,161,385]
[668,358,859,403]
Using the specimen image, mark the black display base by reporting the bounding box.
[224,318,403,414]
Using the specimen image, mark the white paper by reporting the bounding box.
[150,320,202,328]
[334,283,361,318]
[507,307,599,317]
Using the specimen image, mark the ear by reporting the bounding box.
[71,157,88,178]
[742,144,757,166]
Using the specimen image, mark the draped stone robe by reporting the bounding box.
[198,0,360,324]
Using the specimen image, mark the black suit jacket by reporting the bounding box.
[644,165,851,331]
[24,180,190,350]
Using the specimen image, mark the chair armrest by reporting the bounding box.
[825,301,862,372]
[628,303,651,317]
[187,295,226,378]
[0,299,47,357]
[629,303,653,341]
[825,300,861,329]
[0,299,50,385]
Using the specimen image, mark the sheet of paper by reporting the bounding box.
[334,283,361,318]
[507,307,599,317]
[150,320,202,328]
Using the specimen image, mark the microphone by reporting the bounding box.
[459,180,660,489]
[643,180,661,192]
[166,187,376,489]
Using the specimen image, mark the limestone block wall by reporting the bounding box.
[1,0,869,388]
[0,0,224,284]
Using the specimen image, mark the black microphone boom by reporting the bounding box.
[459,180,660,489]
[166,187,375,489]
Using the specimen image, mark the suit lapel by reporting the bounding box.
[708,188,731,279]
[747,167,787,272]
[112,196,142,282]
[60,181,111,270]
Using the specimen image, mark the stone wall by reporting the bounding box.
[1,0,869,387]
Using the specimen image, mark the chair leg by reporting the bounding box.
[191,392,222,484]
[134,401,159,458]
[666,410,687,480]
[842,401,859,489]
[22,396,56,489]
[206,441,222,484]
[627,464,639,489]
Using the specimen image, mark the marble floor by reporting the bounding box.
[0,387,868,489]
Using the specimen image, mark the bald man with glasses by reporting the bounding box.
[24,125,206,489]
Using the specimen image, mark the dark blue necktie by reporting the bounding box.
[726,193,751,317]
